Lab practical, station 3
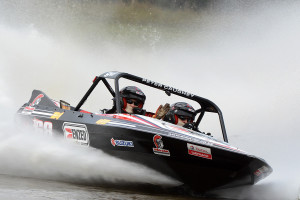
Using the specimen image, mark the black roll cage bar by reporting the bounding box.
[74,71,228,142]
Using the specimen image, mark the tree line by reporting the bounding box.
[120,0,214,11]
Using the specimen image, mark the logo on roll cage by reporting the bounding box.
[142,78,194,97]
[153,134,170,156]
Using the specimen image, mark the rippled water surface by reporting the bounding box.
[0,174,221,200]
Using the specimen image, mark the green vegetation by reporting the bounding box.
[59,0,208,49]
[0,0,213,49]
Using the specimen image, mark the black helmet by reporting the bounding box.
[120,86,146,109]
[164,102,195,125]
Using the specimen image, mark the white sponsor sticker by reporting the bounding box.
[62,122,89,146]
[187,143,212,160]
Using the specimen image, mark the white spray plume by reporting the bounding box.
[0,126,180,187]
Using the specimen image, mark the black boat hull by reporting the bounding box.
[16,90,272,192]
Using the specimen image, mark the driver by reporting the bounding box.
[119,86,146,114]
[164,102,197,127]
[106,86,170,118]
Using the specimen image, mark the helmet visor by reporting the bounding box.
[126,98,143,106]
[177,114,193,122]
[175,109,195,119]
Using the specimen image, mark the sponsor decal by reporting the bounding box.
[254,166,269,176]
[33,118,53,135]
[142,78,194,98]
[62,122,89,145]
[187,143,212,160]
[153,135,170,156]
[30,94,44,107]
[50,112,64,120]
[111,138,134,147]
[23,94,44,114]
[96,119,111,125]
[142,78,163,87]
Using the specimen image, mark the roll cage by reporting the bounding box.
[74,71,228,142]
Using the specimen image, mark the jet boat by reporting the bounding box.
[16,71,272,192]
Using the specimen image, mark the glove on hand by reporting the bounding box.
[155,103,170,119]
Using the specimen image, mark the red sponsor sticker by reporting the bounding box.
[187,143,212,160]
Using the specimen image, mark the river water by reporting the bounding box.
[0,174,200,200]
